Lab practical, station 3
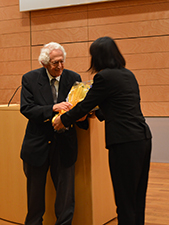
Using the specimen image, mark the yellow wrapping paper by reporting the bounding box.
[52,81,93,124]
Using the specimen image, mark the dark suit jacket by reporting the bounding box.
[20,67,88,167]
[61,68,152,149]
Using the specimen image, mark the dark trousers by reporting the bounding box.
[108,139,152,225]
[23,141,75,225]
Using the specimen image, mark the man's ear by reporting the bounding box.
[41,62,47,68]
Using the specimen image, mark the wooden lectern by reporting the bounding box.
[0,104,116,225]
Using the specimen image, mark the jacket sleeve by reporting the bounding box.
[95,109,105,122]
[76,118,89,130]
[61,73,107,127]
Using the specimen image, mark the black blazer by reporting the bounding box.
[61,68,152,149]
[20,67,88,167]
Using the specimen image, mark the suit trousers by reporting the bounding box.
[108,139,152,225]
[23,139,75,225]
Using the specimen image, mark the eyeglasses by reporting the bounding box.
[49,60,64,66]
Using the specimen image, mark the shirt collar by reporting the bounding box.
[46,69,61,83]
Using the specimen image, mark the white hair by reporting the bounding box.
[38,42,66,65]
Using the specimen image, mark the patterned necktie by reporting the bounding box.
[51,78,57,104]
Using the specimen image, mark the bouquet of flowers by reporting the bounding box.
[52,80,93,124]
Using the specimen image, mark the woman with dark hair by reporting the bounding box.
[53,36,152,225]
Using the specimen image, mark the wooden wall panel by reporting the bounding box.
[0,5,28,20]
[31,46,42,60]
[88,0,169,11]
[133,69,169,86]
[0,0,169,115]
[31,12,88,31]
[116,36,169,54]
[0,61,30,75]
[0,1,30,104]
[0,89,21,104]
[0,75,21,89]
[0,74,21,104]
[125,52,169,70]
[63,42,89,58]
[0,47,30,62]
[141,102,169,117]
[80,72,92,82]
[30,5,88,17]
[0,0,18,7]
[0,33,30,47]
[89,19,169,40]
[31,61,42,71]
[0,18,30,34]
[88,1,169,25]
[64,57,89,73]
[140,86,169,102]
[32,27,88,45]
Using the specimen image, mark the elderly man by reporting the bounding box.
[20,42,88,225]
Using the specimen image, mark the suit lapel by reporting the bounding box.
[37,68,54,104]
[57,70,70,102]
[36,68,75,104]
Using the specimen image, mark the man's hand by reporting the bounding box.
[53,102,72,112]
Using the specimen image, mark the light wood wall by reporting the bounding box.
[0,0,169,116]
